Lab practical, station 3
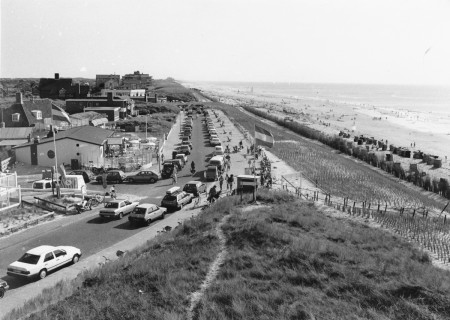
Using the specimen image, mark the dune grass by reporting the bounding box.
[196,198,450,320]
[9,190,450,320]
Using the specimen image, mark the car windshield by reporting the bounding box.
[105,202,119,209]
[183,184,195,192]
[18,253,41,265]
[33,182,45,189]
[163,195,177,201]
[134,207,147,214]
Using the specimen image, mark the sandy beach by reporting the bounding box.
[182,81,450,184]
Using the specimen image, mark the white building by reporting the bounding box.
[13,126,115,168]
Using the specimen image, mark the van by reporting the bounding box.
[32,175,86,193]
[209,155,224,170]
[205,165,219,181]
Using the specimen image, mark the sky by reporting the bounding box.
[1,0,450,85]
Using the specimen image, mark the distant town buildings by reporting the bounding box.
[121,71,152,89]
[96,74,120,89]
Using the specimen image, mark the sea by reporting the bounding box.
[196,81,450,115]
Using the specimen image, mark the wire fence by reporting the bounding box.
[281,172,450,264]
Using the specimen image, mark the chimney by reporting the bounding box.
[107,92,113,102]
[34,136,40,144]
[16,92,23,104]
[55,73,60,80]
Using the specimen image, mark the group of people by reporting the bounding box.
[259,155,273,188]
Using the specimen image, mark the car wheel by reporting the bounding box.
[118,212,123,219]
[72,254,80,264]
[128,179,134,183]
[119,179,123,184]
[0,287,5,298]
[161,213,165,220]
[146,219,152,226]
[39,269,47,280]
[149,178,156,183]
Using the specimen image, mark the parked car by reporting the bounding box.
[68,170,96,183]
[176,154,188,165]
[205,165,219,181]
[7,245,81,280]
[32,179,53,191]
[161,162,175,179]
[181,141,193,150]
[95,170,126,184]
[177,145,191,155]
[99,199,139,219]
[183,181,207,197]
[214,146,225,156]
[128,203,166,226]
[210,138,221,146]
[161,187,193,210]
[164,159,183,171]
[125,170,161,183]
[0,279,9,298]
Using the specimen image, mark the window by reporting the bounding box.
[44,252,54,262]
[31,110,42,119]
[12,113,20,122]
[54,250,66,258]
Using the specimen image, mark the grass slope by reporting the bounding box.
[10,190,450,320]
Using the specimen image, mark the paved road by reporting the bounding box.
[0,113,215,292]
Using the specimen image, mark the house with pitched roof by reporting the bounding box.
[2,93,71,130]
[13,125,115,168]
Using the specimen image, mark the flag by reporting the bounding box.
[255,125,274,148]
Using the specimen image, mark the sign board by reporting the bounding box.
[240,181,258,186]
[1,157,11,172]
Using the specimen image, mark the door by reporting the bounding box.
[31,144,38,165]
[43,252,57,271]
[71,159,79,170]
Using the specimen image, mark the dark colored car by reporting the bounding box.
[183,181,207,197]
[95,170,126,184]
[125,170,161,183]
[164,159,183,171]
[68,170,96,183]
[161,163,175,179]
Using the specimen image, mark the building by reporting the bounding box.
[70,111,109,128]
[96,74,120,89]
[84,107,120,122]
[121,71,152,89]
[38,73,89,100]
[0,127,33,149]
[2,93,71,130]
[13,126,115,168]
[101,89,147,102]
[65,92,134,117]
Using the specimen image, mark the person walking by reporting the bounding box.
[219,175,224,190]
[110,185,116,199]
[225,173,229,190]
[228,174,234,193]
[172,171,177,185]
[208,185,217,203]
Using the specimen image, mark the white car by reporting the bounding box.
[7,245,82,280]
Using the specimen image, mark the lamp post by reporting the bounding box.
[52,126,60,198]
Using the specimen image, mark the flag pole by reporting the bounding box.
[253,124,257,175]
